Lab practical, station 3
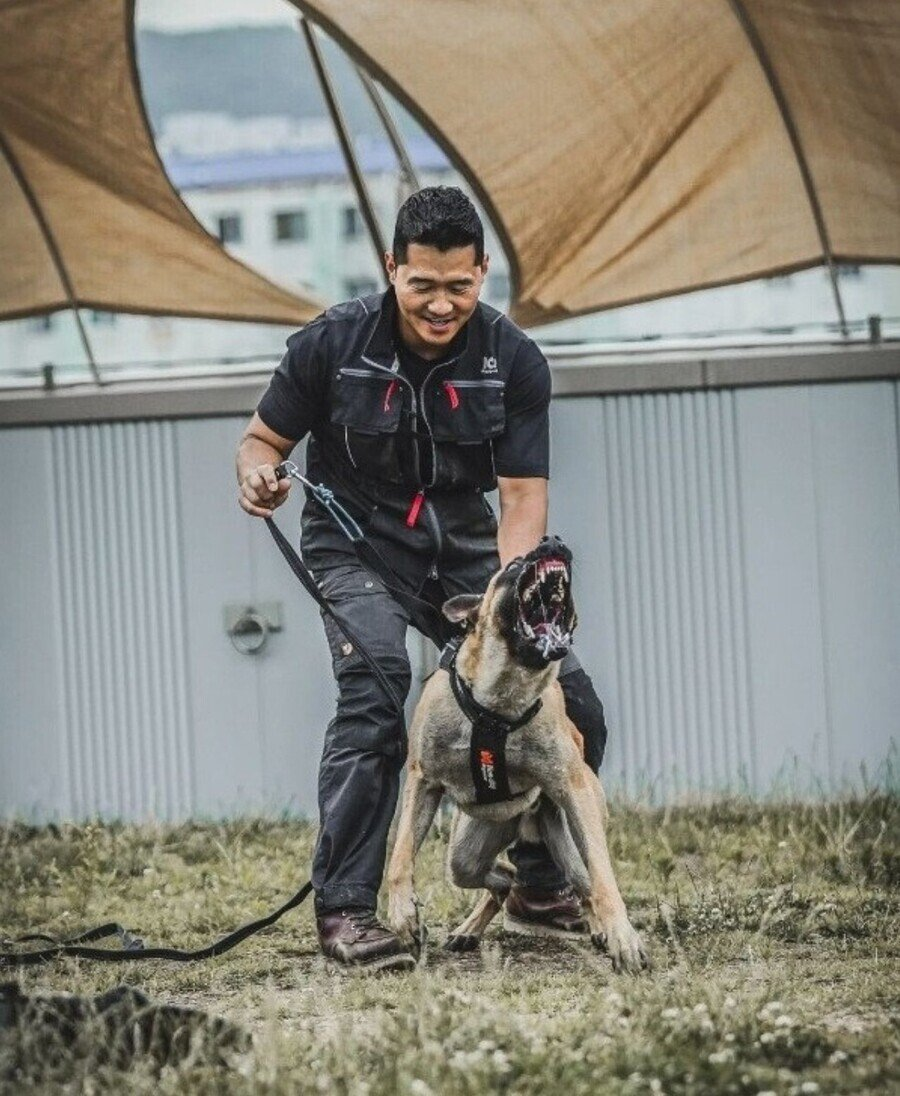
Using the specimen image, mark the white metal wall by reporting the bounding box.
[1,381,898,819]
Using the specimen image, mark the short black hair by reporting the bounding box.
[392,186,484,264]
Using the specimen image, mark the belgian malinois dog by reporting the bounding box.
[387,536,650,973]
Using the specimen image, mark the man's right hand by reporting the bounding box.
[238,464,292,518]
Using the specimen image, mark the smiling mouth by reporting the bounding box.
[516,556,572,650]
[423,316,454,331]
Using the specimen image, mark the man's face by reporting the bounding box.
[386,242,489,360]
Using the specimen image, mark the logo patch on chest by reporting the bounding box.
[481,356,498,374]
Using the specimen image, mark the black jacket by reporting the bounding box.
[257,288,551,592]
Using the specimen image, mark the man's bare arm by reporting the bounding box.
[236,412,297,518]
[496,476,548,566]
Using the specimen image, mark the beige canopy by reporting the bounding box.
[295,0,900,326]
[0,0,317,326]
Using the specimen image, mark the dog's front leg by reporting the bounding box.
[387,761,442,954]
[555,771,650,973]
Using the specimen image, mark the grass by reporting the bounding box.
[1,795,897,1093]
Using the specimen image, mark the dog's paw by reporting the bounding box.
[604,920,651,974]
[443,933,480,953]
[387,890,421,951]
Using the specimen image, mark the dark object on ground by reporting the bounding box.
[0,982,250,1082]
[316,908,416,971]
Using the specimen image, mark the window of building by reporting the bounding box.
[766,274,794,285]
[90,310,117,326]
[216,214,243,244]
[27,314,54,333]
[274,210,309,243]
[836,264,863,279]
[341,206,364,240]
[344,278,379,299]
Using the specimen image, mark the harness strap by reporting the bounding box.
[449,657,542,805]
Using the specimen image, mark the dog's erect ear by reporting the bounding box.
[442,594,483,624]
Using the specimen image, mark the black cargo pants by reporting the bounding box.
[310,560,609,912]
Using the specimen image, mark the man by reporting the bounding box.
[236,186,609,971]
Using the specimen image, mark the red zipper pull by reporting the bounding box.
[383,379,399,412]
[405,489,425,528]
[443,380,460,410]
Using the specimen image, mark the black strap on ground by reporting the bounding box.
[0,882,313,968]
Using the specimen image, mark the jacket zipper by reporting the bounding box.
[441,378,505,388]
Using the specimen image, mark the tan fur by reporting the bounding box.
[386,566,650,973]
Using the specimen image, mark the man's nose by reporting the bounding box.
[427,297,453,317]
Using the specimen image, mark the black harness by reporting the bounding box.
[449,656,542,804]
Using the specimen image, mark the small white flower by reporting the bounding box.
[759,1032,775,1045]
[775,1015,794,1028]
[409,1082,432,1096]
[724,995,737,1008]
[708,1050,734,1064]
[828,1050,848,1065]
[800,1084,820,1094]
[661,1008,680,1020]
[693,1002,709,1014]
[491,1050,510,1074]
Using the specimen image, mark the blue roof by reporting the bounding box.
[165,135,451,189]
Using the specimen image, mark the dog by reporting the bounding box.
[387,536,650,973]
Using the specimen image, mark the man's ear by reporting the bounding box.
[442,594,483,624]
[385,251,397,283]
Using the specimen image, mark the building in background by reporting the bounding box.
[1,110,897,385]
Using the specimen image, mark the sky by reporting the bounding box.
[139,0,295,32]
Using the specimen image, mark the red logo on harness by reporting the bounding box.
[479,749,497,789]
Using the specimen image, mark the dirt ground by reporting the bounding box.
[1,796,897,1094]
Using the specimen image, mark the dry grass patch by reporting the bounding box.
[1,795,897,1093]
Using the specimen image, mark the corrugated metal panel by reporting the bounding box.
[2,376,897,820]
[50,422,194,819]
[553,391,754,797]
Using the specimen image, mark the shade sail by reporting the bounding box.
[0,0,318,325]
[295,0,900,326]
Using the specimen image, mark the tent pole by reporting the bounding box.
[357,67,421,200]
[727,0,848,337]
[0,129,103,383]
[299,17,388,285]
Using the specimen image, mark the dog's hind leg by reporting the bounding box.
[445,815,518,951]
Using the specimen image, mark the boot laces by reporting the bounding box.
[343,909,382,937]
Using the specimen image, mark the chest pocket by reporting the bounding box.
[331,368,403,434]
[431,378,506,443]
[330,367,407,482]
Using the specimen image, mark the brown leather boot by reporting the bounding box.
[503,885,588,939]
[316,908,416,972]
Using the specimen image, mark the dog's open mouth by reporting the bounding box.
[516,554,574,660]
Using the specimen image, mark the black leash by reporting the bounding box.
[0,883,312,968]
[273,461,448,644]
